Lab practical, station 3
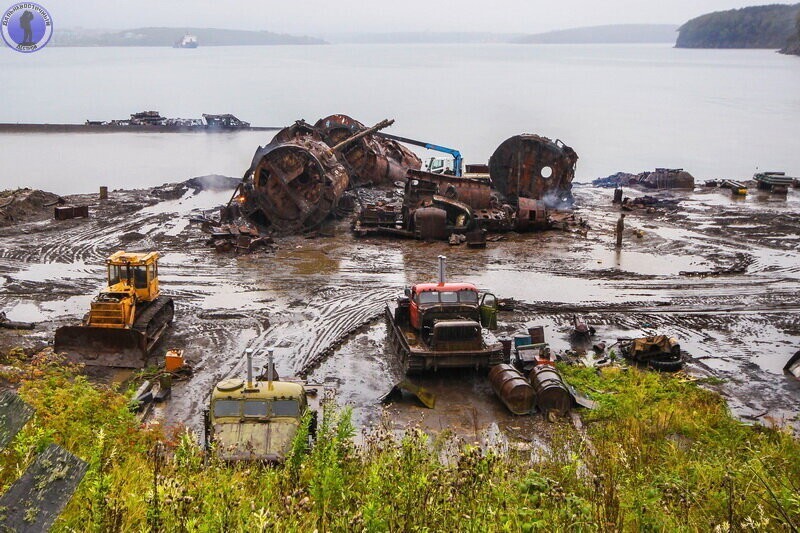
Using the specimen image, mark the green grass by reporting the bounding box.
[1,353,799,531]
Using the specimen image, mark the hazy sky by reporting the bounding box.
[44,0,765,35]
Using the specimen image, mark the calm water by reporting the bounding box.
[1,44,799,195]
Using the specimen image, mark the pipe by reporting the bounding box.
[328,119,394,153]
[267,349,275,390]
[245,348,253,388]
[438,255,446,285]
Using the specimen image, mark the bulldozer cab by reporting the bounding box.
[106,251,160,302]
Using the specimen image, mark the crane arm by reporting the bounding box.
[377,132,462,176]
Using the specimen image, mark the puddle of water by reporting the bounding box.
[466,268,657,305]
[6,294,94,322]
[12,261,102,283]
[273,247,340,276]
[586,245,709,276]
[139,188,233,217]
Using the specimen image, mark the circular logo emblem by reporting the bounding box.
[2,2,53,53]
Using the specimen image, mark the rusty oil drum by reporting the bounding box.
[529,365,571,417]
[489,364,535,415]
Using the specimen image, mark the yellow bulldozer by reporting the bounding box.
[54,251,174,368]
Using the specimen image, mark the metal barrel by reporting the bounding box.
[489,364,535,415]
[529,365,572,417]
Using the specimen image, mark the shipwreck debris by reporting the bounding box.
[754,172,795,195]
[234,117,422,235]
[619,335,684,372]
[594,168,695,190]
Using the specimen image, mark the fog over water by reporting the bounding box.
[1,44,799,195]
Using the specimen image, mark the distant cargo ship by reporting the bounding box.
[174,34,199,48]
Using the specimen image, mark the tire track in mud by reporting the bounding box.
[248,284,397,374]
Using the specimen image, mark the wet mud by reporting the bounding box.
[1,179,798,442]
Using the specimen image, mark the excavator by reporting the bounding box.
[54,251,174,368]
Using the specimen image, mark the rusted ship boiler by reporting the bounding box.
[233,116,422,234]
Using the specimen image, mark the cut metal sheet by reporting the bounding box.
[0,391,34,449]
[0,444,88,532]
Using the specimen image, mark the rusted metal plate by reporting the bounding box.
[407,170,493,209]
[489,134,578,206]
[0,443,87,532]
[0,391,34,450]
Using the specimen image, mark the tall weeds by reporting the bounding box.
[2,353,799,531]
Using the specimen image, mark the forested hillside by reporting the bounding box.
[780,11,800,53]
[677,4,800,49]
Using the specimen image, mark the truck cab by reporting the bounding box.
[425,156,456,175]
[407,282,497,349]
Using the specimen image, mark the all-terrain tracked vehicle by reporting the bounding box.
[54,251,174,368]
[204,349,326,462]
[386,256,504,372]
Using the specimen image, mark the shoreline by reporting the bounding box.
[0,123,283,134]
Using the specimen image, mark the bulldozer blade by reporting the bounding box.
[54,326,149,368]
[381,379,436,409]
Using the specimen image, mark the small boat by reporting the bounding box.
[174,34,198,49]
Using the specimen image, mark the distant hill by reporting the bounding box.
[677,4,800,49]
[513,24,679,44]
[53,27,326,47]
[319,32,524,44]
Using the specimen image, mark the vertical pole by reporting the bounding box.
[438,255,446,285]
[245,348,253,388]
[267,349,274,390]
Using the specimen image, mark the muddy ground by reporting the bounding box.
[1,177,798,444]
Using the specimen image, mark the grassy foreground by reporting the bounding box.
[1,351,799,531]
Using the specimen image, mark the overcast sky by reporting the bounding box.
[45,0,766,35]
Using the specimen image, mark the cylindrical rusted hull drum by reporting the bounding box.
[488,134,578,206]
[243,137,349,233]
[315,114,421,186]
[529,365,571,417]
[489,364,535,415]
[413,207,448,241]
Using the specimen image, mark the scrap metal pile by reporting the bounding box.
[353,134,580,242]
[228,115,421,235]
[207,116,580,245]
